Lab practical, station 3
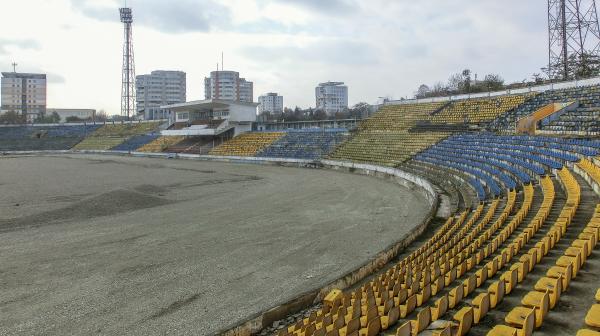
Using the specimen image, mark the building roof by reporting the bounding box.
[1,72,46,79]
[161,99,259,111]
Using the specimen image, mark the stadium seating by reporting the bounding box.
[539,107,600,135]
[74,122,161,150]
[578,288,600,335]
[137,136,185,152]
[490,84,600,132]
[162,136,218,154]
[258,129,350,160]
[209,132,284,157]
[274,125,600,336]
[0,125,101,151]
[329,103,450,166]
[111,134,161,151]
[430,93,535,124]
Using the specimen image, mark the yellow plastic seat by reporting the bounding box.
[546,263,572,291]
[358,316,380,336]
[448,284,464,309]
[586,304,600,328]
[418,283,432,307]
[520,290,550,328]
[463,274,477,296]
[380,306,399,330]
[411,307,431,335]
[339,318,359,336]
[476,267,488,287]
[486,259,498,278]
[501,307,535,336]
[577,329,600,336]
[378,298,394,316]
[431,294,449,321]
[489,307,535,336]
[472,292,490,324]
[489,280,505,309]
[501,269,518,295]
[393,288,408,307]
[573,239,593,257]
[566,246,586,265]
[510,261,528,283]
[400,294,417,318]
[359,306,378,328]
[534,276,562,309]
[556,255,580,278]
[432,276,445,296]
[596,289,600,302]
[428,306,473,336]
[395,321,411,336]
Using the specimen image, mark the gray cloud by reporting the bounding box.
[70,0,231,33]
[47,73,66,84]
[272,0,357,14]
[0,39,41,55]
[241,39,379,66]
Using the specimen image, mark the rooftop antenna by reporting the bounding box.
[11,62,17,73]
[221,52,224,71]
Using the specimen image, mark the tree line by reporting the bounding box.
[259,102,372,122]
[415,69,506,99]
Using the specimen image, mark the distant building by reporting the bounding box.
[258,93,283,115]
[1,72,47,122]
[315,81,348,115]
[204,70,253,103]
[136,70,186,120]
[162,99,259,136]
[46,108,96,122]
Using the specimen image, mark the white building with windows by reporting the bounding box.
[136,70,186,120]
[162,99,258,136]
[315,81,348,115]
[258,92,283,115]
[204,70,253,103]
[1,72,47,122]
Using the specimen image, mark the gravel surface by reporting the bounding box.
[0,154,430,336]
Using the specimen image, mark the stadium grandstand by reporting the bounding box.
[3,74,600,336]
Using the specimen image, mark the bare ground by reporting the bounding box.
[0,154,430,336]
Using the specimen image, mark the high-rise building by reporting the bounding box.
[258,92,283,115]
[204,70,253,102]
[315,81,348,115]
[1,72,47,122]
[136,70,186,120]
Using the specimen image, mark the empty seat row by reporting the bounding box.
[209,132,285,157]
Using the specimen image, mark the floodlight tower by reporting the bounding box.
[119,6,136,119]
[548,0,600,79]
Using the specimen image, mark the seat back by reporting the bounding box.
[520,309,535,336]
[432,294,449,321]
[395,321,411,336]
[454,306,474,336]
[472,292,490,324]
[366,317,381,336]
[414,307,431,334]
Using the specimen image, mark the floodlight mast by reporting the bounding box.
[120,6,136,120]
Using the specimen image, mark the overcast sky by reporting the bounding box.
[0,0,547,114]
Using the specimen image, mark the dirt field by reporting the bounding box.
[0,154,430,336]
